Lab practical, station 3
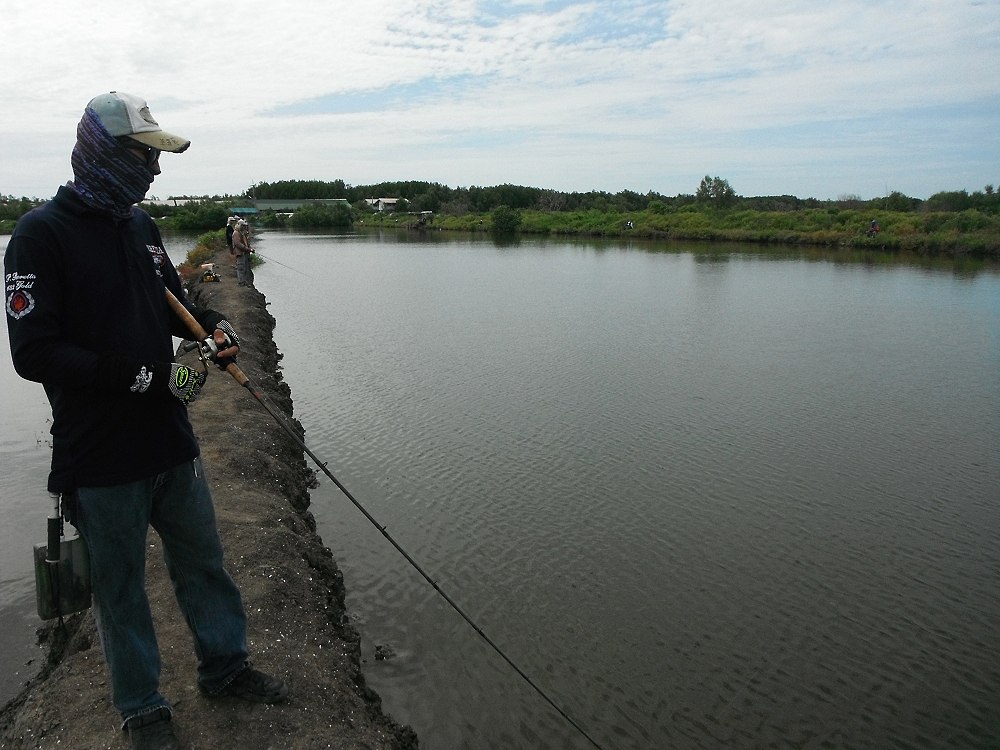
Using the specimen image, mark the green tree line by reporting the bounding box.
[6,179,999,221]
[3,179,999,258]
[246,177,1000,215]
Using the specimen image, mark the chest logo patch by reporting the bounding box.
[147,245,166,278]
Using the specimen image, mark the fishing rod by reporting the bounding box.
[251,250,309,276]
[165,288,606,750]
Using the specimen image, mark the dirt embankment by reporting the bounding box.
[0,253,419,749]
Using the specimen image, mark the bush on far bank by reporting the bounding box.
[288,203,353,229]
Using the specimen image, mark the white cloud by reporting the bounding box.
[1,0,997,200]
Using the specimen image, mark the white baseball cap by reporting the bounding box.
[86,91,190,153]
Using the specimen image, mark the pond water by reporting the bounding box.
[2,229,999,749]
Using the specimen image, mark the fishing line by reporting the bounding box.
[166,288,606,750]
[251,250,310,276]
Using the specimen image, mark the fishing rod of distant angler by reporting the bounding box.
[250,249,310,276]
[165,287,605,750]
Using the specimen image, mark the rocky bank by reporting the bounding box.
[0,251,419,750]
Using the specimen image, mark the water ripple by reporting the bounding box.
[256,233,1000,749]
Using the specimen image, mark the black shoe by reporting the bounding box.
[126,708,179,750]
[207,667,288,704]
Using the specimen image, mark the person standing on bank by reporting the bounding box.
[3,91,287,750]
[226,215,237,267]
[232,217,254,287]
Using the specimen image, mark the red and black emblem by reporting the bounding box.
[6,290,36,319]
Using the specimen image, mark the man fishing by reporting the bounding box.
[3,91,287,750]
[233,218,255,286]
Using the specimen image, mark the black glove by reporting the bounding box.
[212,319,240,370]
[164,364,207,404]
[208,319,240,370]
[214,319,240,350]
[195,312,240,370]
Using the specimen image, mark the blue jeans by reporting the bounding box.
[74,457,249,723]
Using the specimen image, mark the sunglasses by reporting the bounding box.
[119,138,161,169]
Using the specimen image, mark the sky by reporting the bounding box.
[1,0,998,202]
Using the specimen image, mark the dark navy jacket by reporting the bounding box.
[4,185,220,492]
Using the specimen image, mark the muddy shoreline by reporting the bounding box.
[0,250,419,749]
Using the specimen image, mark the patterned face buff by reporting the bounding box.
[70,107,155,218]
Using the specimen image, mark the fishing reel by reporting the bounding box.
[179,318,239,372]
[179,336,227,370]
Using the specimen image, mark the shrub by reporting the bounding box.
[176,230,227,281]
[288,203,353,228]
[490,205,522,234]
[171,202,232,231]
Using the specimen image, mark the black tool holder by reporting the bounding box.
[34,493,91,621]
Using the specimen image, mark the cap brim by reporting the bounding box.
[129,130,190,153]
